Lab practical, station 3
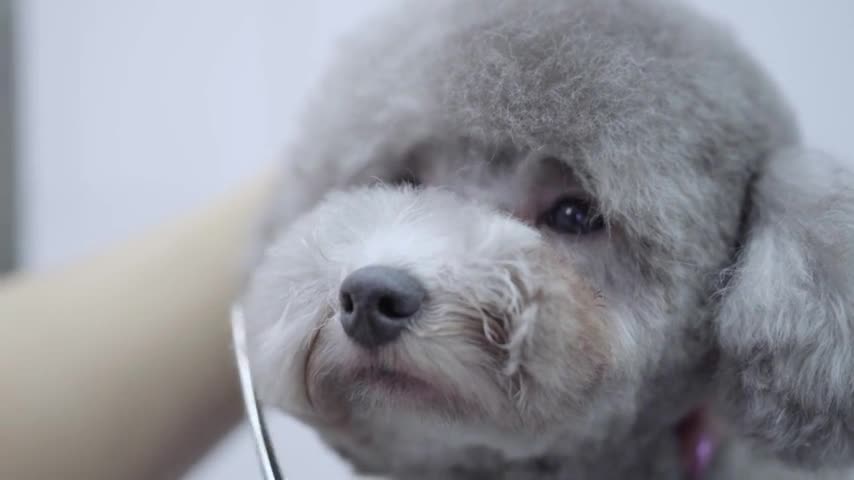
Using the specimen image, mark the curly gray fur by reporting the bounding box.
[241,1,854,478]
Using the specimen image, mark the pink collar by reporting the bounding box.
[676,409,718,479]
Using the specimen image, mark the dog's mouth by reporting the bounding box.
[303,331,466,417]
[351,366,435,395]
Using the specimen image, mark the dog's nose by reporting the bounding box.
[339,266,426,349]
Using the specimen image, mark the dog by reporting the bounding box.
[239,0,854,478]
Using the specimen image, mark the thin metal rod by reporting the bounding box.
[231,304,285,480]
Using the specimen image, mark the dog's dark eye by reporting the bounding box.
[543,197,604,235]
[390,171,421,187]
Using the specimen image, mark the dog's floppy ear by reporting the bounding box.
[715,149,854,468]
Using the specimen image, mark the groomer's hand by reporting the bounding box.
[0,167,276,480]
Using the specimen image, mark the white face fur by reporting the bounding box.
[243,148,686,474]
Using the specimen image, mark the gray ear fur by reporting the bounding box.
[715,149,854,468]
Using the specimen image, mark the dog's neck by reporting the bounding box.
[396,409,719,480]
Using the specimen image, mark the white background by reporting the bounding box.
[13,1,854,478]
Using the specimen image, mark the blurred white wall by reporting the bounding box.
[13,1,854,479]
[15,0,392,269]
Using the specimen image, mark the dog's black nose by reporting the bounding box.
[339,266,426,349]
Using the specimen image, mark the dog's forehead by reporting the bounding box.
[318,4,786,167]
[287,0,796,254]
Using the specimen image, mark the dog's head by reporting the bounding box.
[242,0,807,476]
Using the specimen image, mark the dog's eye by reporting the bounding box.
[389,171,421,187]
[543,197,604,235]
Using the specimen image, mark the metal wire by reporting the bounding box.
[231,304,285,480]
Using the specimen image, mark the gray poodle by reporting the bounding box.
[239,0,854,478]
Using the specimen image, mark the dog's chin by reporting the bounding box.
[304,345,473,425]
[303,350,540,476]
[350,367,450,406]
